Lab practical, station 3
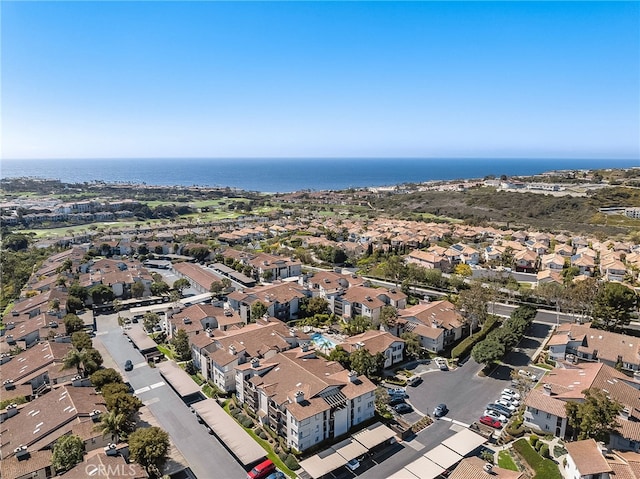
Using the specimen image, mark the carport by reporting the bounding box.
[298,448,348,479]
[350,422,396,449]
[299,423,397,478]
[423,444,462,470]
[157,362,204,405]
[125,328,162,361]
[404,456,447,479]
[191,399,266,468]
[440,428,486,456]
[387,470,420,478]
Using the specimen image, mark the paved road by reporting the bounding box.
[94,314,246,479]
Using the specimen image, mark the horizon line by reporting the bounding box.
[5,156,640,162]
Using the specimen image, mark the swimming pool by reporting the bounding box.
[310,332,338,350]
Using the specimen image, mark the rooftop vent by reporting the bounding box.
[3,379,15,390]
[14,445,29,460]
[483,463,493,473]
[294,390,305,403]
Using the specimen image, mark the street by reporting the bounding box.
[94,313,246,479]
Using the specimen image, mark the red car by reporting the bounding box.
[479,415,502,428]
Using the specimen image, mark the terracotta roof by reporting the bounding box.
[340,330,405,356]
[565,439,612,475]
[0,449,53,479]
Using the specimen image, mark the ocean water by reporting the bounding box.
[1,158,638,193]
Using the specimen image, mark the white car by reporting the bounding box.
[495,399,517,412]
[483,409,507,423]
[500,395,520,407]
[346,459,360,471]
[502,388,521,400]
[518,369,538,381]
[387,387,406,397]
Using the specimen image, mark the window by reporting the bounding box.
[367,401,374,408]
[546,413,552,419]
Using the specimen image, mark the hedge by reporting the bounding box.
[451,315,500,359]
[513,439,561,479]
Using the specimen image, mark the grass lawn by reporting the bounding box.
[156,344,174,360]
[223,402,297,478]
[513,438,561,479]
[497,450,519,471]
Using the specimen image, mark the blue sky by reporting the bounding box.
[2,1,639,160]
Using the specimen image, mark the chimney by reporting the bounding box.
[348,370,358,383]
[620,406,632,420]
[104,443,118,456]
[543,384,552,396]
[483,463,493,474]
[6,322,15,330]
[229,345,237,355]
[3,379,15,390]
[14,445,29,461]
[2,403,19,420]
[0,353,12,365]
[251,358,260,368]
[301,343,309,352]
[289,328,296,337]
[294,390,304,403]
[90,409,102,422]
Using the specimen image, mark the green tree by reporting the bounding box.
[64,314,85,335]
[68,282,88,301]
[66,295,84,314]
[129,427,170,478]
[342,315,372,335]
[171,329,191,361]
[82,348,103,375]
[210,281,224,294]
[96,410,130,443]
[328,345,350,369]
[380,305,399,329]
[102,382,131,399]
[89,284,115,304]
[143,312,160,332]
[71,331,93,351]
[349,348,379,377]
[565,389,623,442]
[381,255,405,285]
[375,386,391,410]
[90,368,123,390]
[250,301,268,321]
[104,392,143,421]
[400,332,421,360]
[301,297,329,318]
[592,282,638,331]
[173,278,191,295]
[51,434,85,472]
[150,281,170,296]
[457,281,491,331]
[131,281,145,298]
[471,337,505,368]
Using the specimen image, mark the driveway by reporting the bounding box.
[94,313,246,479]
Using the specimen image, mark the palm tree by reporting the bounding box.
[62,349,85,376]
[95,411,129,443]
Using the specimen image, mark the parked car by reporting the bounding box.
[502,388,521,400]
[518,369,538,381]
[434,358,449,371]
[265,472,286,479]
[407,375,423,387]
[479,415,502,428]
[500,395,520,407]
[346,459,360,471]
[486,403,512,418]
[394,403,414,414]
[433,403,448,417]
[495,399,517,412]
[387,387,407,397]
[483,409,507,422]
[389,396,405,406]
[247,459,276,479]
[124,360,133,371]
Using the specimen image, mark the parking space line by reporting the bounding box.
[135,386,150,394]
[150,381,166,389]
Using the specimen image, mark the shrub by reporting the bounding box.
[451,315,500,359]
[529,435,539,449]
[553,445,567,458]
[513,438,561,479]
[240,417,253,428]
[258,429,267,440]
[284,453,300,470]
[278,450,288,462]
[539,444,550,459]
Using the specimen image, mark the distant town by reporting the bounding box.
[2,167,640,479]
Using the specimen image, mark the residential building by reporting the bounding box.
[547,323,640,372]
[235,347,376,452]
[339,330,405,369]
[394,300,467,353]
[564,439,613,479]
